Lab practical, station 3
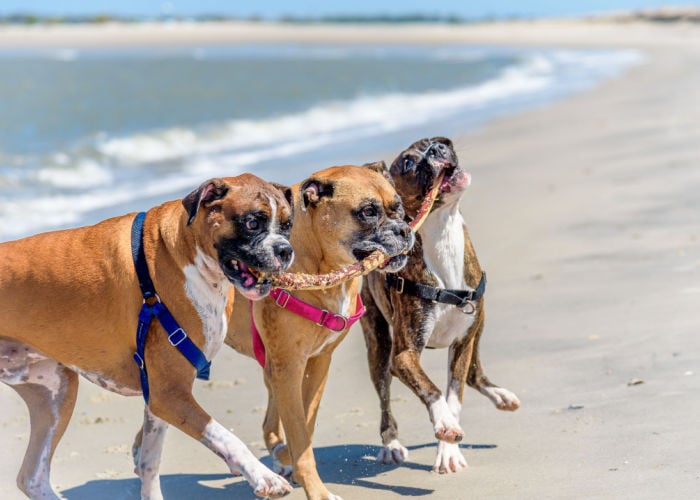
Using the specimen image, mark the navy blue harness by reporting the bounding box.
[130,211,211,403]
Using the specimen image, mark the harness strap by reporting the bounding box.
[250,288,366,368]
[131,212,211,403]
[386,272,487,310]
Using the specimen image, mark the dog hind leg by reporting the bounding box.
[359,289,408,464]
[134,407,168,500]
[465,308,520,411]
[1,341,78,500]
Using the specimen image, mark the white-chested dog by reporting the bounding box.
[361,137,520,474]
[0,174,295,499]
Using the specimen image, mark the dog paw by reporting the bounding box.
[251,471,293,498]
[484,387,521,411]
[432,441,468,474]
[376,439,408,464]
[271,443,294,480]
[434,425,464,443]
[430,399,464,443]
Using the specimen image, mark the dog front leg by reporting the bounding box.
[266,359,338,500]
[263,377,292,478]
[392,338,464,444]
[433,340,472,474]
[146,384,291,498]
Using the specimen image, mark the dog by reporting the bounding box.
[225,164,414,499]
[0,174,296,499]
[360,137,520,474]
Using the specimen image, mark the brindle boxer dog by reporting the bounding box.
[361,137,520,474]
[226,164,414,500]
[0,174,295,499]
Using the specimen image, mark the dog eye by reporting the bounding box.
[362,206,377,218]
[403,158,415,171]
[245,219,259,230]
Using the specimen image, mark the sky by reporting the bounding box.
[0,1,698,20]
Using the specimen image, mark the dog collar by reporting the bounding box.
[250,288,365,367]
[386,272,486,315]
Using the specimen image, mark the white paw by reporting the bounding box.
[483,387,521,411]
[249,468,292,499]
[376,439,409,464]
[433,441,468,474]
[326,495,343,500]
[430,399,464,443]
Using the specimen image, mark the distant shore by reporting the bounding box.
[1,18,700,49]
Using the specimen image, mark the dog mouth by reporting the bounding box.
[437,166,470,197]
[379,253,408,272]
[223,260,272,300]
[352,246,409,273]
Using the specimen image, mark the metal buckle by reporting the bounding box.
[133,352,145,369]
[143,293,161,305]
[168,328,187,346]
[459,300,476,315]
[275,290,291,308]
[395,276,405,294]
[318,310,348,332]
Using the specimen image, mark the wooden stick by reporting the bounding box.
[267,171,445,291]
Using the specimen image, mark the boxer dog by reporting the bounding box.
[0,174,295,499]
[360,137,520,474]
[225,164,414,499]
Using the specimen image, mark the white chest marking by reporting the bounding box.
[183,248,231,360]
[418,204,476,349]
[309,280,354,357]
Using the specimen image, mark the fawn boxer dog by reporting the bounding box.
[0,174,296,499]
[225,164,414,499]
[360,137,520,474]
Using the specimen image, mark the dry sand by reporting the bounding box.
[1,20,699,499]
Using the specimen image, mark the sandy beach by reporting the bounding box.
[1,19,700,499]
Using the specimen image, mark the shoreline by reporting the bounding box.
[2,19,700,499]
[0,19,699,50]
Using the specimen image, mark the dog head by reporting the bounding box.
[389,137,470,216]
[182,174,294,300]
[294,163,413,273]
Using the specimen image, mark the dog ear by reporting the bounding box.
[301,178,334,209]
[270,182,294,217]
[270,182,293,208]
[182,178,229,225]
[363,160,394,185]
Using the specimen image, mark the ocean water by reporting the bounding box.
[0,43,643,241]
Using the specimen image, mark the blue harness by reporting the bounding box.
[130,211,211,403]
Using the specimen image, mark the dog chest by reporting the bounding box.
[418,206,476,348]
[184,249,232,360]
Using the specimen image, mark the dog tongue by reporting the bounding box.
[238,262,255,287]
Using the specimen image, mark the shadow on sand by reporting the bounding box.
[61,442,497,499]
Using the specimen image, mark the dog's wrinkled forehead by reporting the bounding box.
[405,136,454,159]
[225,174,292,221]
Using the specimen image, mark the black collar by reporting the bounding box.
[386,272,486,313]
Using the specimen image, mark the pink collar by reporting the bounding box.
[250,288,365,368]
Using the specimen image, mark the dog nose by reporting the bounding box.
[274,241,294,267]
[428,142,447,157]
[398,224,411,239]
